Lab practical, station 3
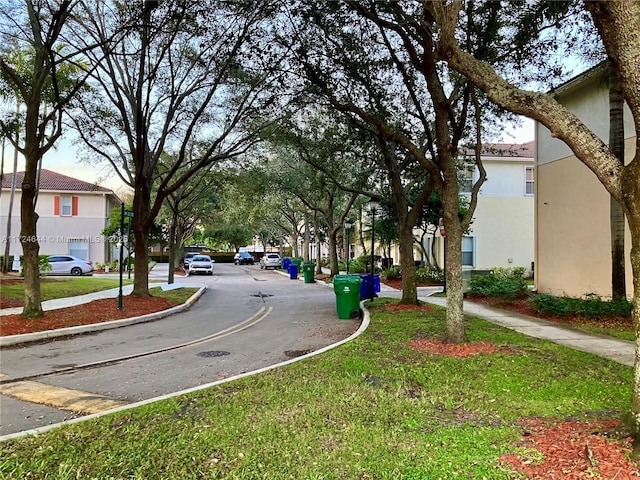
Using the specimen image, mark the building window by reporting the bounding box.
[54,195,79,216]
[462,236,475,267]
[525,166,535,196]
[61,196,72,216]
[459,166,474,194]
[69,240,89,260]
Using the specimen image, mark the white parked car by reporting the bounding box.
[260,253,282,270]
[187,255,214,275]
[43,255,94,276]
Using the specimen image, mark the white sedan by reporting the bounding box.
[43,255,94,276]
[187,255,214,276]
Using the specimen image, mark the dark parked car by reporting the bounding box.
[234,252,255,265]
[183,252,197,267]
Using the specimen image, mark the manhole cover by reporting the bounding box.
[284,349,312,358]
[197,351,231,358]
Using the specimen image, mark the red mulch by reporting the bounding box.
[409,338,508,357]
[1,296,178,336]
[500,418,639,479]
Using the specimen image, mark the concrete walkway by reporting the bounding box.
[421,294,635,367]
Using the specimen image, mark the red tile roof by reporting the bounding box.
[1,169,113,193]
[465,141,535,158]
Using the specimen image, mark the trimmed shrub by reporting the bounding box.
[348,258,368,274]
[468,269,529,300]
[380,266,401,281]
[530,293,632,318]
[415,266,444,284]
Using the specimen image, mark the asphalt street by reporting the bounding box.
[0,263,361,437]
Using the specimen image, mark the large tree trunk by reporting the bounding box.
[167,217,177,285]
[442,179,465,344]
[19,155,43,318]
[328,230,340,276]
[398,225,418,304]
[628,215,640,451]
[609,61,626,300]
[430,0,640,445]
[131,176,151,297]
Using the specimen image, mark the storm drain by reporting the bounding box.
[197,351,231,358]
[251,293,273,298]
[284,349,312,358]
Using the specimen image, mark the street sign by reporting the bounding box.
[124,210,134,218]
[438,218,446,237]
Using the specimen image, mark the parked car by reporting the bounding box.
[234,252,255,265]
[43,255,94,276]
[260,253,282,270]
[183,252,197,267]
[187,255,214,275]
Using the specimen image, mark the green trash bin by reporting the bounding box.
[291,258,303,271]
[302,263,315,283]
[333,274,362,319]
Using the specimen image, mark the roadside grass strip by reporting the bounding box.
[0,299,633,479]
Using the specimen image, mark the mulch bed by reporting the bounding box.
[1,296,178,336]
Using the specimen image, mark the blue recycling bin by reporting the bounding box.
[359,273,380,299]
[282,258,292,271]
[288,263,299,279]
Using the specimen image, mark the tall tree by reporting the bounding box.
[428,0,640,447]
[71,0,285,296]
[284,1,504,336]
[0,1,92,317]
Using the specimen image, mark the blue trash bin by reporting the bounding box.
[282,258,292,271]
[359,273,380,299]
[288,263,299,279]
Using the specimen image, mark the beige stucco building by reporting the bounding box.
[535,64,634,298]
[357,142,535,274]
[1,169,121,265]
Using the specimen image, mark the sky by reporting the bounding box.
[1,117,535,195]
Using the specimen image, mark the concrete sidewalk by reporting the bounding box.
[420,294,635,367]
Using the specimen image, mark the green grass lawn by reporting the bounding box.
[0,277,134,303]
[0,298,633,479]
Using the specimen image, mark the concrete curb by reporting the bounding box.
[0,285,207,348]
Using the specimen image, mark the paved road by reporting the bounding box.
[0,263,361,437]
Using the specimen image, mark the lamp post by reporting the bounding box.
[344,219,354,274]
[369,199,379,301]
[118,203,124,310]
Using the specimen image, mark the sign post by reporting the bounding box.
[439,218,446,293]
[124,209,133,280]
